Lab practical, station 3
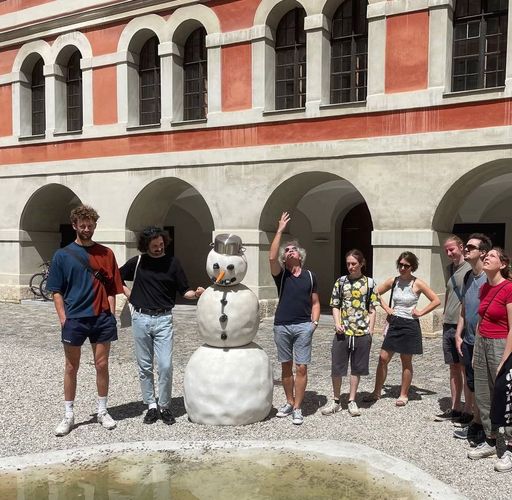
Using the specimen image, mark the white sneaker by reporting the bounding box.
[276,403,294,418]
[55,415,74,436]
[348,400,361,417]
[292,408,304,425]
[97,411,116,430]
[321,400,341,416]
[467,441,496,460]
[494,450,512,472]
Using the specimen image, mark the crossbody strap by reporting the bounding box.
[133,255,142,283]
[62,247,108,286]
[480,281,511,321]
[388,277,399,308]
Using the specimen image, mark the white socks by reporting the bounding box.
[64,401,74,418]
[97,396,108,415]
[148,402,157,410]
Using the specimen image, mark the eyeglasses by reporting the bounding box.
[398,262,411,269]
[464,244,479,252]
[284,246,298,253]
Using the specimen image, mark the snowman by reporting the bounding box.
[184,234,273,425]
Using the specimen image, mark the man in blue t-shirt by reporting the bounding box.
[269,212,320,425]
[453,233,492,446]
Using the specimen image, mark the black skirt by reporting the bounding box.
[382,315,423,355]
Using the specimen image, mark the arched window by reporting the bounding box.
[66,50,82,131]
[275,8,306,110]
[139,36,161,125]
[31,58,45,135]
[184,27,207,121]
[452,0,508,91]
[331,0,368,103]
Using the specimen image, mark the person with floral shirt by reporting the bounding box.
[321,249,379,417]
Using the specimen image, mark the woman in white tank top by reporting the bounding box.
[365,251,440,406]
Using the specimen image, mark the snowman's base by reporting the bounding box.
[184,342,273,425]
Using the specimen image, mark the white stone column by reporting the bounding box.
[43,64,61,136]
[80,60,94,129]
[116,50,139,127]
[304,13,329,117]
[251,24,274,111]
[428,0,454,92]
[206,34,222,115]
[11,72,30,137]
[366,0,386,109]
[158,41,175,125]
[505,0,512,95]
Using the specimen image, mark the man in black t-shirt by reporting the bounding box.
[120,226,204,425]
[269,212,320,425]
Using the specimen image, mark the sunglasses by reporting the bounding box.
[464,244,480,251]
[284,246,298,253]
[398,263,411,269]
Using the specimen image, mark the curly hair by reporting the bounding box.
[396,251,419,272]
[137,226,171,253]
[278,240,306,266]
[70,205,99,224]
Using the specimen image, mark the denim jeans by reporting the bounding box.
[132,311,174,409]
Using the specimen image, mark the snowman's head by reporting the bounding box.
[206,234,247,286]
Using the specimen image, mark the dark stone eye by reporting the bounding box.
[221,333,227,340]
[213,263,219,269]
[230,277,237,283]
[227,264,234,270]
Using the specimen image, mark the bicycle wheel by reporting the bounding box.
[40,277,52,301]
[29,273,45,297]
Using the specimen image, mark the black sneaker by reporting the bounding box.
[143,408,159,424]
[434,409,462,422]
[161,409,176,425]
[467,423,485,447]
[454,412,473,427]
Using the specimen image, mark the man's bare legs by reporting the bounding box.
[281,361,308,409]
[91,342,111,397]
[449,362,464,412]
[369,349,394,398]
[63,345,81,401]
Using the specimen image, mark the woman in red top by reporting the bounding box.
[468,248,512,473]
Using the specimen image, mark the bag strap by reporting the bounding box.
[450,263,466,303]
[480,281,511,321]
[133,255,142,283]
[388,277,399,308]
[62,247,108,286]
[279,268,313,300]
[365,276,374,311]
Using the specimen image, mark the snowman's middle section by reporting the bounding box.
[197,284,260,348]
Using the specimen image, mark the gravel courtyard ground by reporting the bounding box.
[0,300,509,499]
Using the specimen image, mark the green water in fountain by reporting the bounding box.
[0,449,420,499]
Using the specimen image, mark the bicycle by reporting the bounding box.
[29,261,52,301]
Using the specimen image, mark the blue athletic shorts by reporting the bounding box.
[61,312,118,346]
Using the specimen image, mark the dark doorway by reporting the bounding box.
[452,223,505,248]
[340,203,373,276]
[59,224,75,248]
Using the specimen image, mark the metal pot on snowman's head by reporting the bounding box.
[206,234,247,286]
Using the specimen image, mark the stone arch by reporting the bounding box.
[254,0,315,28]
[19,184,81,276]
[259,171,373,303]
[167,4,221,41]
[12,40,51,73]
[117,14,168,53]
[432,158,512,249]
[52,32,93,63]
[126,177,215,289]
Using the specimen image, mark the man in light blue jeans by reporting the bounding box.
[120,226,204,425]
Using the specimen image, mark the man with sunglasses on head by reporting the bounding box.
[269,212,321,425]
[120,226,204,426]
[452,233,492,446]
[435,235,472,423]
[47,205,125,437]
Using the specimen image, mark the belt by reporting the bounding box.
[134,307,172,316]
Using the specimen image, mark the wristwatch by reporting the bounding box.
[312,320,319,326]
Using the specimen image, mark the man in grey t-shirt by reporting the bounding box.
[453,234,492,445]
[434,235,471,422]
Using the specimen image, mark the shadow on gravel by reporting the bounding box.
[109,397,187,421]
[358,385,436,408]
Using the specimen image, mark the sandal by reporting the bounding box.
[395,398,408,407]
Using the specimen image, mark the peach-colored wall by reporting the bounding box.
[210,0,261,31]
[0,0,53,15]
[83,22,125,56]
[385,11,429,93]
[0,47,19,75]
[222,43,252,111]
[93,66,117,125]
[0,85,13,136]
[1,99,512,165]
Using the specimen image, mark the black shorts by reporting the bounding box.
[442,323,460,364]
[61,312,118,346]
[331,333,372,377]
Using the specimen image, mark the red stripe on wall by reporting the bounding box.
[1,99,511,166]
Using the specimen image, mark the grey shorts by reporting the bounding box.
[442,323,460,364]
[331,333,372,377]
[273,322,314,365]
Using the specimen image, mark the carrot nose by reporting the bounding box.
[215,270,225,283]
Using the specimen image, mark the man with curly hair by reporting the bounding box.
[47,205,124,436]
